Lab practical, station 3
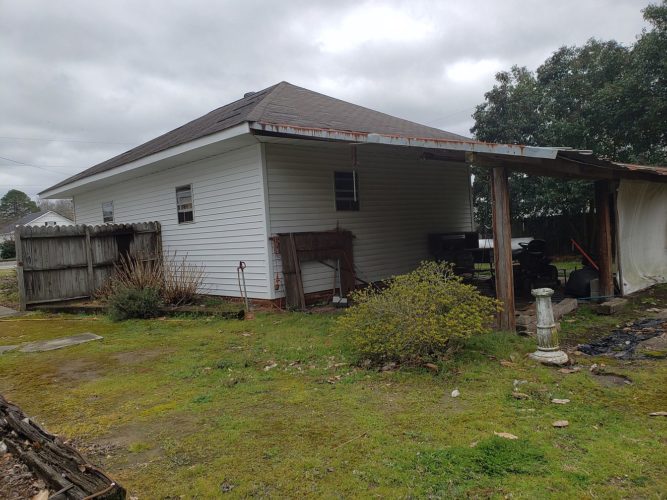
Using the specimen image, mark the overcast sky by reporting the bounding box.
[0,0,650,198]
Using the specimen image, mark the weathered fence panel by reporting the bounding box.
[15,222,161,309]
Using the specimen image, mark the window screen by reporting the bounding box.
[176,185,194,223]
[334,171,359,211]
[102,201,114,223]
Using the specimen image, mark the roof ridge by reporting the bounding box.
[244,81,290,122]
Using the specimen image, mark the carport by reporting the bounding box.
[251,123,667,331]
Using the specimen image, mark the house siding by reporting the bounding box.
[264,142,473,296]
[73,144,272,298]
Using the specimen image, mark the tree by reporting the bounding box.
[38,198,74,220]
[470,1,667,235]
[0,189,39,224]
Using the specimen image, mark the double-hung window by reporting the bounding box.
[102,201,114,223]
[334,171,359,211]
[176,185,194,223]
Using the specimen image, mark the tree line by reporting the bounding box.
[471,1,666,236]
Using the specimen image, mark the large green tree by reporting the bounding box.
[0,189,39,223]
[470,1,667,235]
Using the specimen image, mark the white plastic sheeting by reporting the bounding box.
[617,179,667,294]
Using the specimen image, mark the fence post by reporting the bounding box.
[84,226,95,295]
[14,227,26,311]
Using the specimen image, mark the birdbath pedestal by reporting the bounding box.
[529,288,569,366]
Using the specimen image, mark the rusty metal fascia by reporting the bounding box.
[249,122,560,160]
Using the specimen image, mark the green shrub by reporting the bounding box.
[108,286,163,321]
[334,261,501,364]
[0,239,16,259]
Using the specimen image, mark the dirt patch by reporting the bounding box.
[112,348,171,365]
[40,358,102,384]
[591,372,633,387]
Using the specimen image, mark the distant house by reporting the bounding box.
[0,210,74,242]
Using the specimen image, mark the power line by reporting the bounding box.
[0,164,77,169]
[0,136,135,145]
[0,155,27,165]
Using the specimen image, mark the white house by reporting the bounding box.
[39,81,667,307]
[1,210,74,242]
[39,82,476,303]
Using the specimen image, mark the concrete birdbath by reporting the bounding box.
[529,288,569,366]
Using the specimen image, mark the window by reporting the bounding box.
[176,185,194,223]
[102,201,114,223]
[44,221,56,226]
[334,171,359,211]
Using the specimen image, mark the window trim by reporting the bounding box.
[102,201,114,223]
[333,170,360,211]
[175,184,195,224]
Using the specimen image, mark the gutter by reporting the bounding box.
[249,122,561,160]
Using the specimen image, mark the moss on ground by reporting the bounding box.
[0,287,665,497]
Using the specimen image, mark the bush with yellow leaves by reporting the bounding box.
[335,261,502,364]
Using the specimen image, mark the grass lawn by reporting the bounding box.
[0,284,666,497]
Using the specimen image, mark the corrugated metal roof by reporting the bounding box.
[42,82,468,193]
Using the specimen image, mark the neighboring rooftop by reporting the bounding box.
[42,82,468,193]
[0,210,48,234]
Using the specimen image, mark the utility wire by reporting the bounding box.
[0,136,135,145]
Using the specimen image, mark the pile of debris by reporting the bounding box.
[577,318,667,359]
[0,395,126,499]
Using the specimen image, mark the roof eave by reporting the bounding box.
[40,123,253,198]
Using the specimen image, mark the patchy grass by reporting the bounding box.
[0,268,18,309]
[0,289,666,497]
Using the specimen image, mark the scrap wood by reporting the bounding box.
[0,395,125,499]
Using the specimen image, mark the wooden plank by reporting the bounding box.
[491,166,516,332]
[595,180,614,297]
[85,226,95,295]
[290,233,306,309]
[14,227,27,311]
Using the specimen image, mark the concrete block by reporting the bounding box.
[598,297,628,315]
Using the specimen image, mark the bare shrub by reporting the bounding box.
[162,252,206,306]
[109,254,164,292]
[101,251,205,307]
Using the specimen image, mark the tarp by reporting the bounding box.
[617,180,667,294]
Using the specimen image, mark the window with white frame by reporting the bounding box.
[102,201,114,223]
[176,185,194,223]
[334,171,359,211]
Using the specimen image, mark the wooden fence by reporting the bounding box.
[15,222,162,310]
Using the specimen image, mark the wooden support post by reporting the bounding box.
[14,227,26,311]
[84,226,95,295]
[595,180,614,297]
[491,167,516,332]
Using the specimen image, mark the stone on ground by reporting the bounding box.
[0,306,18,318]
[18,333,103,353]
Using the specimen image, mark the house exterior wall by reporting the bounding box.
[26,212,73,227]
[264,142,473,297]
[73,144,273,299]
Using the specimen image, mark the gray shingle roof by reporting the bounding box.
[43,82,468,193]
[0,210,49,234]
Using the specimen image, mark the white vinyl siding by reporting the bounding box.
[73,144,272,299]
[265,142,473,296]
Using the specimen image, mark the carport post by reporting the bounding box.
[595,180,614,297]
[490,166,516,332]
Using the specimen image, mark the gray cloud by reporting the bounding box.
[0,0,649,197]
